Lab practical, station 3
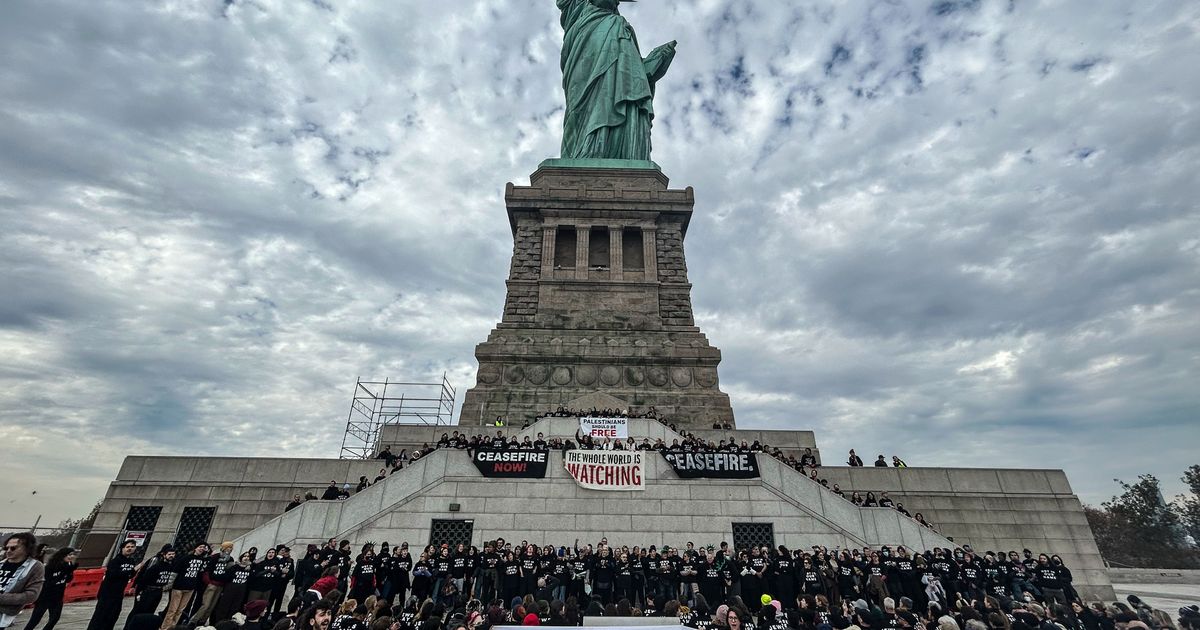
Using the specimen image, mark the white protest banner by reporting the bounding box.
[579,416,628,439]
[563,449,645,491]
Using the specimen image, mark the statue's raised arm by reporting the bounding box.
[555,0,676,161]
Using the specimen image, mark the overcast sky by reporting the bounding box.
[2,0,1198,526]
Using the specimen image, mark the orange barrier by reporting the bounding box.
[64,568,105,603]
[60,568,135,603]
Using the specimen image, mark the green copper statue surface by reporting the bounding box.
[556,0,677,161]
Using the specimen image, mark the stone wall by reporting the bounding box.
[91,456,384,551]
[817,466,1112,600]
[459,166,734,430]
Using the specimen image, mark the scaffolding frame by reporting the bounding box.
[339,375,456,459]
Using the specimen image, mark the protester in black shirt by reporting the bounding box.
[349,550,378,603]
[247,547,281,604]
[321,482,340,501]
[410,554,432,602]
[499,551,521,604]
[384,544,411,606]
[743,547,768,612]
[87,540,141,630]
[159,543,207,630]
[211,552,253,623]
[124,546,177,629]
[22,546,74,630]
[874,455,889,467]
[770,549,794,608]
[271,547,294,615]
[1033,555,1067,606]
[590,547,616,605]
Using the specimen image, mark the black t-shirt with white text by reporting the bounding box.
[102,555,139,595]
[0,561,21,593]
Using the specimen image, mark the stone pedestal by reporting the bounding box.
[459,164,735,429]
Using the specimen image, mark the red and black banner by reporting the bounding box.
[471,449,549,478]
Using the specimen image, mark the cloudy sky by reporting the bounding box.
[2,0,1198,526]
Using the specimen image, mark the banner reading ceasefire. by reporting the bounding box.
[579,416,628,439]
[661,450,760,479]
[563,450,644,491]
[471,449,549,478]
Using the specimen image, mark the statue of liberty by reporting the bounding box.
[555,0,677,161]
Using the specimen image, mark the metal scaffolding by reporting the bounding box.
[339,375,456,459]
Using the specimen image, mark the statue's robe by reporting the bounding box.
[557,0,674,160]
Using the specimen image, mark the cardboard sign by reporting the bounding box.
[563,450,644,491]
[579,416,628,439]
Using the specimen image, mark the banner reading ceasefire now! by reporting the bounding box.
[563,449,644,491]
[471,449,549,478]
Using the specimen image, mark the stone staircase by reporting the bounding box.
[234,424,952,553]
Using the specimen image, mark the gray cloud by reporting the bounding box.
[1,0,1198,524]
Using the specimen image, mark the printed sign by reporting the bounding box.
[662,450,760,479]
[471,449,549,478]
[563,450,644,491]
[579,416,628,439]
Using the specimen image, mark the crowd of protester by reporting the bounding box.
[3,531,1191,630]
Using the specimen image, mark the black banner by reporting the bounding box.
[471,449,549,478]
[662,450,760,479]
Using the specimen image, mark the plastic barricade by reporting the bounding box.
[63,567,106,603]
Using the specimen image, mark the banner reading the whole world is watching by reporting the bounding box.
[563,449,644,491]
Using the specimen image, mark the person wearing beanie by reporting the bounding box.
[242,600,269,630]
[210,551,253,624]
[522,613,540,626]
[188,543,235,625]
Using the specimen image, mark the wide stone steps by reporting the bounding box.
[233,438,952,553]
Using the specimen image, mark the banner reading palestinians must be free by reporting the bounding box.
[661,449,761,479]
[579,416,628,439]
[471,449,549,478]
[563,449,644,491]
